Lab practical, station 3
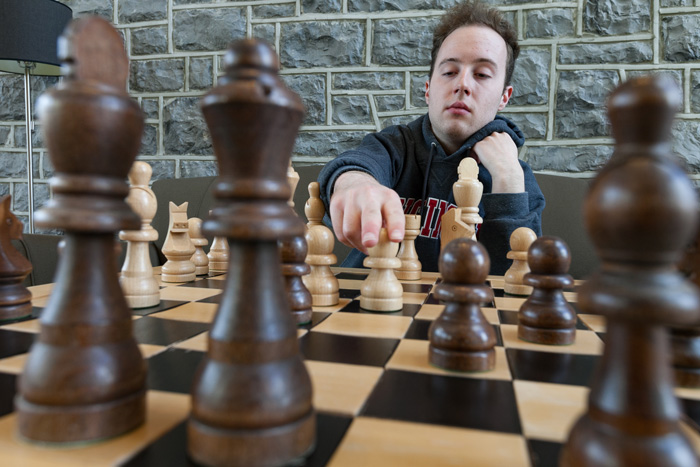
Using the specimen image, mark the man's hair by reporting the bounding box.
[429,1,520,88]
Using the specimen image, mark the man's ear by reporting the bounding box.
[498,85,513,111]
[425,79,430,105]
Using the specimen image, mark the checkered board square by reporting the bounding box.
[0,267,699,466]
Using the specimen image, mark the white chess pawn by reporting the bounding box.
[360,228,403,312]
[189,217,209,276]
[396,214,422,281]
[119,161,160,308]
[504,227,537,295]
[161,201,196,282]
[207,210,229,273]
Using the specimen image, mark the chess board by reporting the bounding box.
[1,268,700,466]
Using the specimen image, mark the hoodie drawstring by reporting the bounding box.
[420,142,436,222]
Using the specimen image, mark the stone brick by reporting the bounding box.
[661,0,692,5]
[627,70,683,101]
[333,96,373,125]
[119,0,166,23]
[672,120,700,171]
[410,73,428,109]
[130,59,185,93]
[510,47,550,106]
[189,57,214,91]
[294,131,368,160]
[663,15,700,62]
[163,97,212,155]
[381,115,420,129]
[501,113,547,140]
[0,184,8,197]
[280,22,365,68]
[558,42,652,65]
[252,24,276,46]
[174,0,228,4]
[41,152,54,178]
[180,160,218,178]
[253,4,295,18]
[62,0,113,20]
[142,99,159,120]
[525,145,613,172]
[349,0,460,11]
[140,124,158,156]
[555,70,619,139]
[375,95,405,112]
[147,159,176,181]
[283,74,326,126]
[13,182,50,212]
[334,72,404,91]
[0,152,27,178]
[372,18,439,66]
[173,9,246,52]
[526,8,575,38]
[0,127,10,146]
[584,0,651,35]
[302,0,342,13]
[691,71,700,114]
[131,27,168,56]
[0,75,27,121]
[13,126,43,149]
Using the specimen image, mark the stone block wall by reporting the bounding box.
[1,0,700,229]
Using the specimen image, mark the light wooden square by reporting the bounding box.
[312,313,412,339]
[159,285,222,302]
[151,301,218,323]
[305,360,383,416]
[500,324,603,355]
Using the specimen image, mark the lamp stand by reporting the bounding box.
[22,62,35,234]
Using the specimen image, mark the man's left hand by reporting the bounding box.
[472,132,524,193]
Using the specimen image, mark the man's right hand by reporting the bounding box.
[329,171,405,254]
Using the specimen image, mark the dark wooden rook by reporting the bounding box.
[0,195,32,321]
[560,76,700,466]
[188,40,315,466]
[518,236,576,345]
[429,238,496,372]
[280,235,313,325]
[15,17,147,443]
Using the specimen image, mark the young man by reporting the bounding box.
[318,1,545,275]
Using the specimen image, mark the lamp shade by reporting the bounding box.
[0,0,72,76]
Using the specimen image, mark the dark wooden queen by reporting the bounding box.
[560,76,700,465]
[15,17,147,443]
[187,40,315,466]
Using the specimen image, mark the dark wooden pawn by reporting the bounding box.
[280,235,313,325]
[560,76,700,466]
[0,196,32,321]
[518,236,576,345]
[16,17,147,443]
[429,238,496,372]
[188,40,314,466]
[671,227,700,387]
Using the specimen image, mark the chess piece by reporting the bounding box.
[0,195,32,320]
[208,235,229,273]
[561,77,700,465]
[504,227,537,296]
[671,226,700,387]
[119,161,160,308]
[303,181,339,306]
[440,157,483,250]
[287,160,300,208]
[161,202,196,282]
[189,217,209,276]
[360,228,403,312]
[429,238,496,371]
[396,214,422,281]
[188,39,314,466]
[517,236,576,345]
[16,17,147,443]
[280,235,313,325]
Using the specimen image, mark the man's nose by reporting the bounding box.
[455,72,472,95]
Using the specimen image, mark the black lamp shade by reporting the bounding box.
[0,0,72,76]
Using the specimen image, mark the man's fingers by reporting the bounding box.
[360,204,382,250]
[382,199,405,242]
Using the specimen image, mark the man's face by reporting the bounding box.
[425,25,513,154]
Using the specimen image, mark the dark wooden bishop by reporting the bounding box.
[0,195,32,321]
[518,236,576,345]
[280,235,313,325]
[188,40,314,466]
[15,17,147,443]
[560,76,700,466]
[429,238,496,372]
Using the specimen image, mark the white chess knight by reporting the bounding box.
[119,161,160,308]
[161,201,196,283]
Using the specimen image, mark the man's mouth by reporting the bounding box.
[447,102,471,114]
